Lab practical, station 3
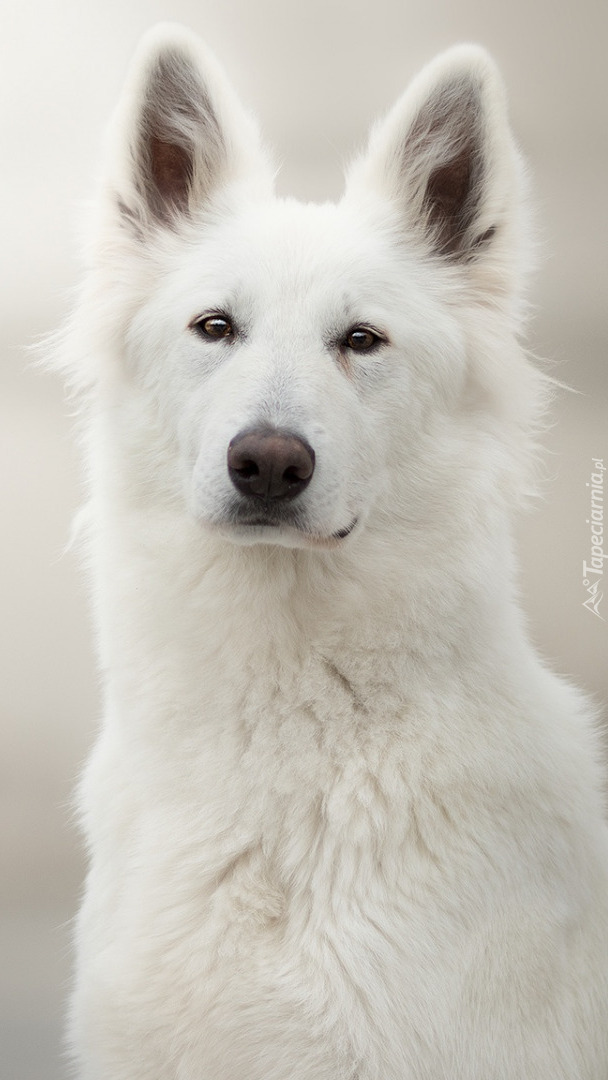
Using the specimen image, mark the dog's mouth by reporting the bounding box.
[220,509,359,549]
[330,518,358,540]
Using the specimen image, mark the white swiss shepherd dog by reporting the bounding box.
[57,23,608,1079]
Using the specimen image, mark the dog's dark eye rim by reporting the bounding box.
[342,325,387,353]
[189,312,235,340]
[188,315,386,351]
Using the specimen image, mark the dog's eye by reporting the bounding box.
[343,326,384,353]
[190,314,234,340]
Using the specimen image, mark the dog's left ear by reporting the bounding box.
[346,46,524,269]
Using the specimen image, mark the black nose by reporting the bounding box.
[227,427,315,501]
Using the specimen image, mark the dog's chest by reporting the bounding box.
[82,653,500,1077]
[90,732,460,1079]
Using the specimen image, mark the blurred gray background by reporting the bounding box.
[1,0,607,1076]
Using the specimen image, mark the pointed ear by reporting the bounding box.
[107,24,272,233]
[346,46,523,264]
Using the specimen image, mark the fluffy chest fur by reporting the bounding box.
[76,558,607,1079]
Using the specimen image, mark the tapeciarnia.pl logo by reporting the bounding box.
[582,458,605,620]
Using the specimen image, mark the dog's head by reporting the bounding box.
[63,25,544,553]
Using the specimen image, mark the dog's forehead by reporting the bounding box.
[179,197,409,303]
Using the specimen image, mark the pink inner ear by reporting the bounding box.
[149,135,193,219]
[130,46,227,229]
[425,141,478,256]
[396,75,487,260]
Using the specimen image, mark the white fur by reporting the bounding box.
[58,24,608,1079]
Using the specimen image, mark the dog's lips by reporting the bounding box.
[331,517,358,541]
[222,514,358,548]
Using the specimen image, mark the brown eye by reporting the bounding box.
[344,326,383,352]
[191,314,234,340]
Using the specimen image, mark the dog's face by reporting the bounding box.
[131,198,465,550]
[85,26,534,551]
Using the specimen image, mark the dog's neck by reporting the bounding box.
[91,482,530,730]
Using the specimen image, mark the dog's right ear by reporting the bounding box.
[106,25,272,235]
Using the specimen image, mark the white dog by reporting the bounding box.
[57,24,608,1078]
